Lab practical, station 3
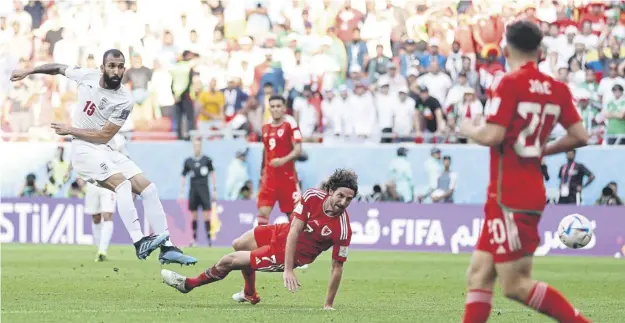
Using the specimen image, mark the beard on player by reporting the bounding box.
[321,170,359,216]
[103,72,122,89]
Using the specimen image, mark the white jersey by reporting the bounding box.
[66,66,133,145]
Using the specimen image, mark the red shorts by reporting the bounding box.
[476,200,541,263]
[257,174,300,213]
[249,224,309,272]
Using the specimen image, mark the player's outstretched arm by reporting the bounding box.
[283,217,305,292]
[52,121,121,145]
[543,122,589,156]
[10,63,69,81]
[324,258,344,310]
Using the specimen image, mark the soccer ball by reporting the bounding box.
[558,214,593,249]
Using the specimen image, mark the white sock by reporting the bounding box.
[92,221,102,247]
[115,180,144,243]
[140,183,173,246]
[99,220,114,254]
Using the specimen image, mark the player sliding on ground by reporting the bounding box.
[10,49,197,266]
[161,169,357,310]
[459,21,591,323]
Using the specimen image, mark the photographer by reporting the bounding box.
[19,173,44,197]
[596,182,623,206]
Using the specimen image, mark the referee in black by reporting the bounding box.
[180,138,217,246]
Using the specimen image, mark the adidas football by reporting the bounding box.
[558,214,593,249]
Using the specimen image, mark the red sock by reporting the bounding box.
[185,265,229,290]
[241,267,256,296]
[462,289,493,323]
[257,215,268,226]
[525,282,591,323]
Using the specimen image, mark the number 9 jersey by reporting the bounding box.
[484,62,581,213]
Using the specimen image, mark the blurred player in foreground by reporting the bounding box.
[459,21,590,323]
[84,134,128,262]
[10,49,196,266]
[257,95,302,226]
[161,169,357,310]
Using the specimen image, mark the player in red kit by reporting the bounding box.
[459,21,591,323]
[160,169,357,310]
[257,95,303,225]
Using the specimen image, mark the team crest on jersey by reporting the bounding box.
[277,129,284,137]
[99,98,108,110]
[321,226,332,236]
[100,163,108,172]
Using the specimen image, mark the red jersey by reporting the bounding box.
[262,115,302,178]
[485,62,582,212]
[281,188,352,264]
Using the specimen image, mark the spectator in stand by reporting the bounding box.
[222,76,248,123]
[574,89,601,140]
[417,59,452,106]
[122,53,153,119]
[603,83,625,144]
[293,85,319,142]
[445,71,472,109]
[345,65,369,91]
[446,41,464,81]
[345,27,368,75]
[414,85,445,143]
[393,86,417,142]
[448,88,484,144]
[555,26,578,65]
[578,20,600,50]
[375,79,394,143]
[348,82,376,139]
[385,63,407,93]
[197,78,225,133]
[598,62,625,105]
[579,2,607,36]
[419,38,446,70]
[334,0,363,44]
[367,44,391,84]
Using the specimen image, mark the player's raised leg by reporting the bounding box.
[161,250,252,294]
[462,251,497,323]
[99,173,169,259]
[496,257,591,323]
[129,173,197,265]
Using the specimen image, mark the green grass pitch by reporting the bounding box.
[2,244,624,322]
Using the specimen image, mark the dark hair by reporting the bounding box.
[268,95,286,104]
[443,155,451,161]
[322,169,359,195]
[609,181,617,187]
[505,20,543,53]
[263,82,274,88]
[102,49,125,65]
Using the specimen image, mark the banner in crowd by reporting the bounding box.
[2,198,624,257]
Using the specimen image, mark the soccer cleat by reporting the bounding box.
[161,269,190,294]
[159,245,198,265]
[95,253,107,262]
[134,233,170,260]
[232,290,261,305]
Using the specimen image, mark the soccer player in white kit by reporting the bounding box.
[10,49,197,265]
[84,134,127,262]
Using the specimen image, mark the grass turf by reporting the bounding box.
[2,244,624,322]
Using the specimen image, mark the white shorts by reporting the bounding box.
[84,183,116,215]
[71,139,142,183]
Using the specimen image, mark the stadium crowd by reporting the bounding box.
[1,0,625,144]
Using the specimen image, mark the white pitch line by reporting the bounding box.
[2,307,529,315]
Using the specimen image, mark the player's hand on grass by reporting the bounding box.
[10,69,31,81]
[283,270,300,292]
[51,123,71,136]
[269,157,286,167]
